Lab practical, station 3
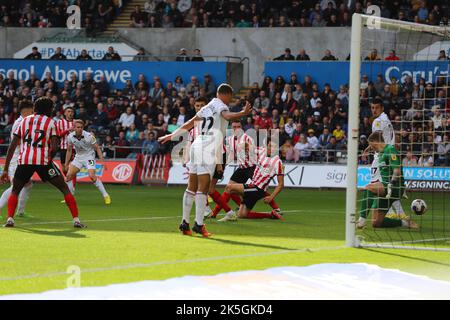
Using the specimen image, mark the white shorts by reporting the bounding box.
[188,141,216,176]
[71,158,96,171]
[8,161,18,178]
[186,161,215,176]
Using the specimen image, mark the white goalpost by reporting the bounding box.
[346,13,450,251]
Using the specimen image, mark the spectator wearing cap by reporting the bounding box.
[296,49,310,61]
[76,49,93,61]
[25,46,41,60]
[307,128,319,147]
[50,47,67,60]
[191,49,205,61]
[385,50,400,61]
[176,48,190,61]
[273,48,295,61]
[103,46,121,61]
[321,49,337,61]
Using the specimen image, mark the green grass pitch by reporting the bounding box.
[0,184,449,296]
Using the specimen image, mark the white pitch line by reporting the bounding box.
[6,210,309,226]
[0,245,346,282]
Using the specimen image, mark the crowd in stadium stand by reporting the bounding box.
[0,0,127,34]
[128,0,450,28]
[1,1,449,31]
[0,66,449,165]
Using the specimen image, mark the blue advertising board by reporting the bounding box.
[358,166,450,190]
[0,60,227,89]
[265,61,450,90]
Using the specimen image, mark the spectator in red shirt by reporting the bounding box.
[115,131,130,158]
[385,50,400,61]
[254,107,273,129]
[105,98,119,122]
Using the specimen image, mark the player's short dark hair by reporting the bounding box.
[19,100,33,111]
[372,98,384,107]
[368,131,385,143]
[34,97,54,116]
[195,97,207,104]
[217,83,233,95]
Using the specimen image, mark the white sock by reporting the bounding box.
[392,200,405,214]
[182,190,195,224]
[0,186,12,209]
[195,192,207,226]
[67,180,75,195]
[94,179,108,197]
[73,217,80,223]
[17,183,33,214]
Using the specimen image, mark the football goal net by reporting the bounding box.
[346,13,450,252]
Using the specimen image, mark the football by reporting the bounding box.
[411,199,428,215]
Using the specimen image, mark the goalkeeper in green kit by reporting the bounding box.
[357,131,418,229]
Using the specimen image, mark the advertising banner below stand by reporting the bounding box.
[0,159,137,184]
[167,163,450,191]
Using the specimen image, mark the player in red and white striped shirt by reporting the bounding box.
[212,121,282,219]
[56,105,76,194]
[1,97,85,228]
[219,139,284,221]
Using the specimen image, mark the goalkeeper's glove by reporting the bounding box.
[386,183,393,199]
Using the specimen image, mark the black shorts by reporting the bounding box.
[14,163,62,183]
[230,166,255,184]
[242,184,266,210]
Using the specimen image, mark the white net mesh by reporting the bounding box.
[353,16,450,251]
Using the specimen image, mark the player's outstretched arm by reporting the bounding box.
[221,101,252,121]
[158,116,199,144]
[264,175,284,204]
[1,136,20,183]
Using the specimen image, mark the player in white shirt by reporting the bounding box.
[182,97,215,218]
[0,101,34,217]
[358,98,406,228]
[64,120,111,205]
[159,84,252,237]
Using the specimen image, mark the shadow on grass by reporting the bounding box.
[14,227,87,239]
[363,248,450,267]
[202,236,297,251]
